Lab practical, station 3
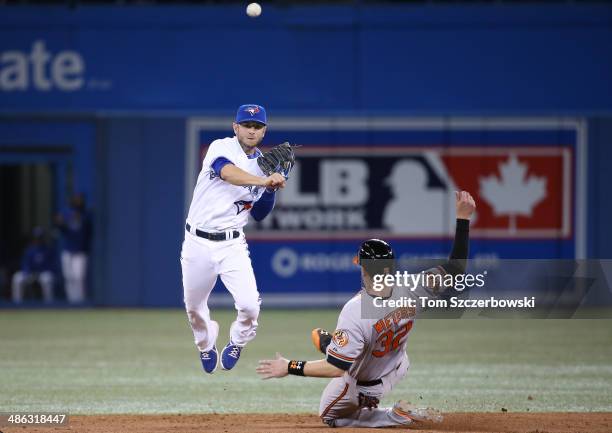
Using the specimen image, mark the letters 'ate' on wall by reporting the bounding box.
[1,5,611,113]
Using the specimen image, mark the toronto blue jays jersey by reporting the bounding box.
[187,136,266,231]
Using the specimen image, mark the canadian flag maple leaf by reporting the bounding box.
[479,155,547,232]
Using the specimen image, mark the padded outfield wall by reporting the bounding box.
[1,4,611,306]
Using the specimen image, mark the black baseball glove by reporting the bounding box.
[257,142,298,180]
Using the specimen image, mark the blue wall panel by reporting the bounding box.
[1,5,611,113]
[140,119,186,307]
[97,117,185,306]
[588,118,612,259]
[99,119,145,305]
[360,26,612,112]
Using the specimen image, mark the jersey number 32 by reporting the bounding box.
[372,321,413,358]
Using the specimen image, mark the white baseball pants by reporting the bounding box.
[61,252,88,303]
[12,271,54,303]
[181,230,261,352]
[319,354,410,427]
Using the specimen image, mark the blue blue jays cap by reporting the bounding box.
[235,104,267,125]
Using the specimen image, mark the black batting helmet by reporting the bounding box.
[355,239,395,277]
[358,239,394,262]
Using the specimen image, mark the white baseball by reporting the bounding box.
[246,3,262,18]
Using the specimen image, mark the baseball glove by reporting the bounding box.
[311,328,332,354]
[257,142,298,180]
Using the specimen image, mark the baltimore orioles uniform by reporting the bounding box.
[319,288,436,428]
[316,222,470,427]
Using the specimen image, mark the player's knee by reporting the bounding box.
[237,304,260,321]
[186,309,207,329]
[40,273,54,284]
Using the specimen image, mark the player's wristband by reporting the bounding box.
[287,360,307,376]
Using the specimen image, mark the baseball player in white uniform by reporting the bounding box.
[182,104,287,373]
[257,191,476,428]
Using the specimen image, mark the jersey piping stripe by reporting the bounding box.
[326,356,351,371]
[328,350,356,362]
[320,383,350,419]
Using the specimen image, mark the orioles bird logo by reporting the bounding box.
[245,106,260,116]
[333,330,349,347]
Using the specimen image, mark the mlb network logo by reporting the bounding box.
[256,146,573,239]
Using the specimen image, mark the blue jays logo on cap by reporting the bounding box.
[236,104,267,125]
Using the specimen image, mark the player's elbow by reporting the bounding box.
[219,164,233,181]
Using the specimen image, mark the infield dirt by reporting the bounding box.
[4,412,611,433]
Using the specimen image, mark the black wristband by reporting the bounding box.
[441,218,470,276]
[450,218,470,261]
[456,218,470,232]
[288,360,307,376]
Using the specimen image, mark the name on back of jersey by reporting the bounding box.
[373,307,416,335]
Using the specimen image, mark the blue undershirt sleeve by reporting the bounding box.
[251,189,276,221]
[211,157,234,179]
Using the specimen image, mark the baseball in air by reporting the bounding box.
[246,3,262,18]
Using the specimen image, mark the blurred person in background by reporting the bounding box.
[0,243,6,299]
[55,193,93,303]
[11,227,57,304]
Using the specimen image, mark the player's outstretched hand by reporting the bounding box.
[455,190,476,220]
[263,173,286,190]
[256,352,289,379]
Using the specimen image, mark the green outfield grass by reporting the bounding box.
[0,309,611,414]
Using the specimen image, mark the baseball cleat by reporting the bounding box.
[392,400,443,423]
[311,328,332,354]
[220,341,243,370]
[200,346,218,374]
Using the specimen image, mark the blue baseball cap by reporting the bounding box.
[235,104,267,125]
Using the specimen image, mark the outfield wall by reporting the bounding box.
[1,4,611,306]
